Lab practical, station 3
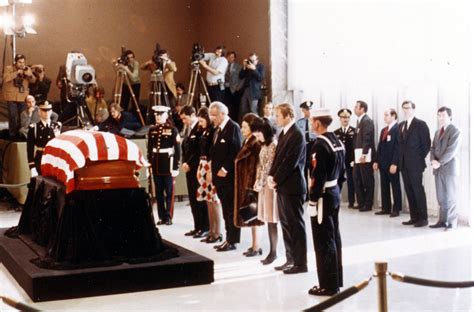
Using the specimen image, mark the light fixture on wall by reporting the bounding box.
[0,0,36,63]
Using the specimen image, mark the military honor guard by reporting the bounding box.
[296,101,317,198]
[307,107,345,296]
[27,101,61,177]
[334,108,356,208]
[147,105,181,225]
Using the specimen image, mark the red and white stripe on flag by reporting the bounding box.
[41,130,149,193]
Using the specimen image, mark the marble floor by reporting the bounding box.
[0,200,473,311]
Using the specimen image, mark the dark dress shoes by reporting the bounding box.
[166,220,172,225]
[348,203,355,208]
[402,219,417,225]
[185,229,198,236]
[308,286,340,296]
[359,207,372,212]
[390,211,400,217]
[274,262,293,271]
[246,248,263,257]
[283,264,308,274]
[216,242,236,252]
[206,235,223,243]
[193,230,209,238]
[156,220,166,225]
[261,254,277,265]
[444,224,457,231]
[242,247,253,256]
[375,211,390,215]
[429,222,447,228]
[214,241,228,249]
[414,220,428,227]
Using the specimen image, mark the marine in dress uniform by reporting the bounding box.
[334,108,356,208]
[307,108,345,296]
[296,101,317,198]
[27,101,61,176]
[147,105,181,225]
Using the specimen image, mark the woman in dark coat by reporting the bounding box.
[234,113,264,257]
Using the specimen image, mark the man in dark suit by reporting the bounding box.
[429,106,461,230]
[180,106,209,238]
[238,53,265,121]
[334,108,356,208]
[399,100,431,227]
[208,101,243,251]
[373,108,402,217]
[296,101,317,199]
[268,103,307,274]
[353,101,375,212]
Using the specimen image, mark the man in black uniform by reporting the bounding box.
[148,105,181,225]
[180,105,209,238]
[307,107,345,296]
[27,101,61,177]
[334,108,356,208]
[296,101,317,198]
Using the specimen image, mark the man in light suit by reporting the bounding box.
[373,108,402,217]
[399,100,431,227]
[429,106,461,230]
[268,103,307,274]
[209,101,243,251]
[353,101,375,212]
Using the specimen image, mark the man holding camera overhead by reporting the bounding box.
[199,45,228,104]
[28,64,52,102]
[239,53,264,122]
[3,53,36,140]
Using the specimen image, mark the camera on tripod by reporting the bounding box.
[191,43,205,63]
[115,46,130,67]
[65,52,96,96]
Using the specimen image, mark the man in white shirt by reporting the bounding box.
[200,46,228,104]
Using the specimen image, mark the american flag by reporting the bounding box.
[41,130,149,193]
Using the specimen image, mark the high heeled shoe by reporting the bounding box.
[260,254,277,265]
[245,248,263,257]
[242,247,253,256]
[206,234,223,243]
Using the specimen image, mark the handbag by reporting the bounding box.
[238,189,258,224]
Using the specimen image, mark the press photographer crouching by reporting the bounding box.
[28,64,52,102]
[3,53,37,140]
[19,95,59,139]
[116,49,141,112]
[199,45,228,103]
[98,102,141,136]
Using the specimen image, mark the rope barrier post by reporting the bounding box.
[375,262,388,312]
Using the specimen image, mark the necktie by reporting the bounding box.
[403,122,408,133]
[439,127,445,138]
[278,130,285,142]
[382,127,389,141]
[213,127,221,144]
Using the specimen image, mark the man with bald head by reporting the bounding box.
[208,101,242,251]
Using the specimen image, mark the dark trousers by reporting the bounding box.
[353,163,374,209]
[310,188,343,289]
[208,85,225,103]
[339,162,355,206]
[154,175,174,222]
[7,101,25,139]
[277,192,307,266]
[401,168,427,221]
[379,168,402,213]
[186,168,209,231]
[224,88,240,122]
[121,83,141,112]
[216,183,240,244]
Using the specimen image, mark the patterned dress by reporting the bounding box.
[196,127,220,203]
[254,140,279,222]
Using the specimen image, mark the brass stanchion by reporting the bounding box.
[375,262,388,312]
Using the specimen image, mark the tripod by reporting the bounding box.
[186,62,211,108]
[63,84,94,129]
[113,68,145,126]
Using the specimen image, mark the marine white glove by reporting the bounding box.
[171,170,179,178]
[30,168,38,178]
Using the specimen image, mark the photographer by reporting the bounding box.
[116,50,141,112]
[86,86,109,124]
[28,64,52,102]
[239,53,265,122]
[2,54,36,140]
[19,95,59,139]
[141,49,177,104]
[199,45,228,103]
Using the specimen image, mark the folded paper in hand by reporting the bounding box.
[354,148,371,163]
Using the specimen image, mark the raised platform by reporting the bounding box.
[0,228,214,302]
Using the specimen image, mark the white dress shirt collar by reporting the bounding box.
[283,120,295,135]
[219,115,230,131]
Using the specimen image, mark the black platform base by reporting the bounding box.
[0,228,214,302]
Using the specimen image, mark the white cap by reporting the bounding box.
[152,105,170,113]
[310,107,332,118]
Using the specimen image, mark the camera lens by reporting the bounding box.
[82,73,93,83]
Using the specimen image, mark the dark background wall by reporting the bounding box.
[0,0,270,104]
